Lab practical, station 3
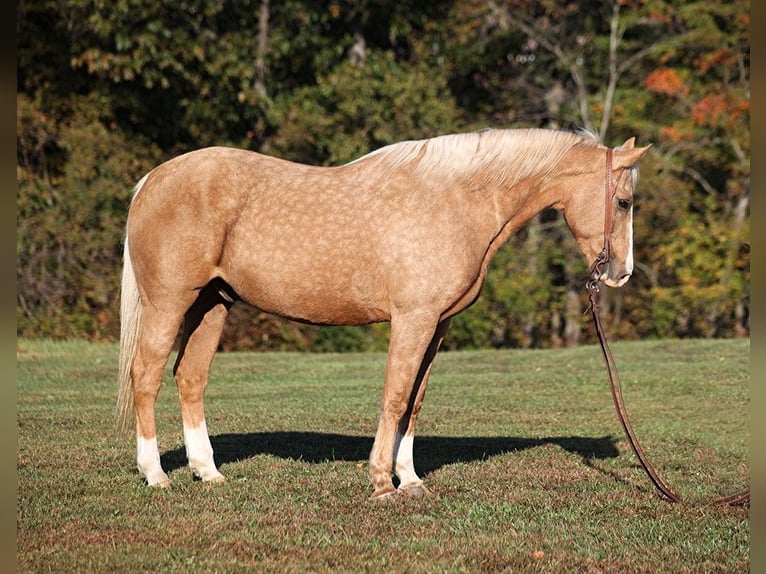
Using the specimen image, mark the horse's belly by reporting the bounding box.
[226,263,389,326]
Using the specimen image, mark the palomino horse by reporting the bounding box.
[117,128,650,499]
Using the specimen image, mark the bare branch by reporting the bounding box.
[500,9,595,132]
[254,0,270,100]
[598,0,621,142]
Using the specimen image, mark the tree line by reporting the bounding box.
[16,0,749,351]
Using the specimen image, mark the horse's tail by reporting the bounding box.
[116,176,147,435]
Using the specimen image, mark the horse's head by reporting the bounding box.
[562,137,651,288]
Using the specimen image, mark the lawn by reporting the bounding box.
[17,338,749,572]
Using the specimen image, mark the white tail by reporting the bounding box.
[116,235,141,434]
[116,176,148,434]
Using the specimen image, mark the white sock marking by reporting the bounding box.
[184,420,223,481]
[137,435,169,486]
[394,433,421,487]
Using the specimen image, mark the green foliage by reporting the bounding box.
[449,227,569,350]
[616,0,750,340]
[16,0,749,350]
[270,51,462,164]
[17,93,161,339]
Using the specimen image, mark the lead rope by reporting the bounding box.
[586,149,749,506]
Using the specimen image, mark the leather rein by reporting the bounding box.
[586,148,749,506]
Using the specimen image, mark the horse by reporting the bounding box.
[117,128,650,500]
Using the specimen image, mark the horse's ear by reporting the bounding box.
[617,137,636,150]
[614,142,652,168]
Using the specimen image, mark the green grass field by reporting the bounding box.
[17,338,749,572]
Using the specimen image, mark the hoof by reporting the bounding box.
[141,470,172,488]
[191,467,226,484]
[203,474,226,485]
[370,486,398,501]
[398,483,430,498]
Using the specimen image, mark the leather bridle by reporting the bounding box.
[587,147,621,286]
[586,148,749,506]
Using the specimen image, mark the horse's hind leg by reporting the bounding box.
[173,284,232,483]
[394,318,451,497]
[133,306,186,487]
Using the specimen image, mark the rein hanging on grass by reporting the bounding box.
[587,149,749,507]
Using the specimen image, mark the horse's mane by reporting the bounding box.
[347,128,601,189]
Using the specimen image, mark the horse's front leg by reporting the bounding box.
[394,317,451,497]
[369,312,440,500]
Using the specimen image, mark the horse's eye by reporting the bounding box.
[618,198,631,210]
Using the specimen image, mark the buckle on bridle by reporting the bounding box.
[587,246,609,293]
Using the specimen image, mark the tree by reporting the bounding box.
[16,0,749,348]
[269,51,462,165]
[17,93,160,338]
[620,0,750,338]
[436,0,676,346]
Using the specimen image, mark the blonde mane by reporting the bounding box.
[347,128,601,189]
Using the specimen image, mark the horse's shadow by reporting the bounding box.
[161,431,619,477]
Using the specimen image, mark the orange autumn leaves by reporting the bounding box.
[690,93,749,128]
[645,67,689,98]
[644,67,748,142]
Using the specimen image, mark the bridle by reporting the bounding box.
[585,148,749,506]
[589,148,615,280]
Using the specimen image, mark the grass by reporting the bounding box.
[17,338,749,572]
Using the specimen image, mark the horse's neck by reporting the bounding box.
[477,174,564,244]
[447,135,577,238]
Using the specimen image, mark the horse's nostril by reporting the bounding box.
[604,272,632,288]
[617,273,632,286]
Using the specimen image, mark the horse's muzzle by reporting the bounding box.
[590,254,631,288]
[601,271,631,288]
